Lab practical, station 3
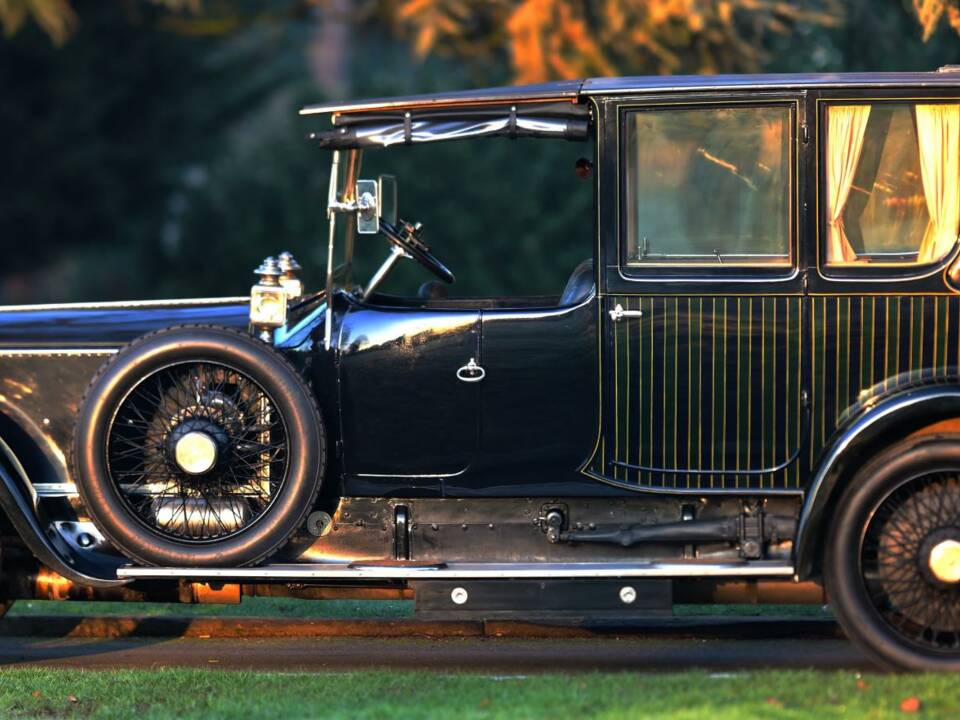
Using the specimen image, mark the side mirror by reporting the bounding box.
[355,179,379,234]
[354,175,398,235]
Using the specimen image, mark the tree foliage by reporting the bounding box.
[2,1,960,304]
[6,1,960,80]
[377,0,845,80]
[0,0,77,45]
[0,0,205,45]
[914,0,960,40]
[3,0,848,79]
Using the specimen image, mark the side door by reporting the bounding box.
[337,300,481,493]
[807,92,960,465]
[446,296,597,494]
[585,94,808,494]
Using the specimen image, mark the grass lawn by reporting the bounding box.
[6,597,832,619]
[7,597,415,619]
[2,600,856,719]
[0,668,954,719]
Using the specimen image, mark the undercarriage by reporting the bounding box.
[0,494,821,621]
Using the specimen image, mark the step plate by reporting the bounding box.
[414,579,673,620]
[117,560,794,581]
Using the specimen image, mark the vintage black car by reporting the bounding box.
[3,70,960,670]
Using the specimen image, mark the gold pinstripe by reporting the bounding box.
[625,295,631,479]
[762,298,767,487]
[804,295,960,465]
[600,296,806,490]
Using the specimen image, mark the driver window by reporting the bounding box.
[356,137,594,301]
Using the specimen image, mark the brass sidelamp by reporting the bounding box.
[249,256,287,341]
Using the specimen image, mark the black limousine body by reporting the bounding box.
[3,71,960,669]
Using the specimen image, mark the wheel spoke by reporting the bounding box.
[861,474,960,651]
[106,360,289,543]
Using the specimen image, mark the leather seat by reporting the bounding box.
[418,281,449,300]
[559,258,595,306]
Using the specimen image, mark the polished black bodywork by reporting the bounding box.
[335,292,597,497]
[5,72,960,589]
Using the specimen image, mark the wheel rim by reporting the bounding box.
[105,360,290,543]
[860,472,960,653]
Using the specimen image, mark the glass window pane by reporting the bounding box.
[825,102,960,267]
[624,106,792,266]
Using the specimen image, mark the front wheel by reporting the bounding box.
[826,434,960,670]
[73,325,325,567]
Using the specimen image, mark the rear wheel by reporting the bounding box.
[826,434,960,670]
[73,326,325,567]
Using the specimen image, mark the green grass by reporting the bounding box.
[7,597,832,620]
[0,668,954,719]
[7,597,415,619]
[674,604,832,617]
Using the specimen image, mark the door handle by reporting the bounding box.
[456,358,485,383]
[608,303,644,322]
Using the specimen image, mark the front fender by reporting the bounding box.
[796,384,960,579]
[0,435,127,588]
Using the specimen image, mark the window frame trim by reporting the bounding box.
[615,97,800,282]
[815,96,960,284]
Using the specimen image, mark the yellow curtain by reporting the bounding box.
[916,104,960,264]
[825,105,871,264]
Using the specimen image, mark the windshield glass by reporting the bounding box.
[339,137,593,299]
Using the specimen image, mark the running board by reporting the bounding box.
[117,560,794,581]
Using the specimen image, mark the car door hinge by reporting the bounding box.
[335,440,343,458]
[801,123,810,144]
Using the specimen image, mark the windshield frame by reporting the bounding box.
[324,148,363,348]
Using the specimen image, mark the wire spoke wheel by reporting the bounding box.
[825,435,960,670]
[107,361,290,542]
[74,326,324,567]
[860,473,960,654]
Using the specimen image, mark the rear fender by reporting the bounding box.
[796,385,960,579]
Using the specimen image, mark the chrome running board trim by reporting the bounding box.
[118,560,795,581]
[33,483,78,497]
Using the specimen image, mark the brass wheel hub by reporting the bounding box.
[928,538,960,584]
[173,431,219,475]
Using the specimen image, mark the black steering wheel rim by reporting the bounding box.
[380,218,455,284]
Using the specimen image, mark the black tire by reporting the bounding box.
[826,433,960,671]
[72,325,325,567]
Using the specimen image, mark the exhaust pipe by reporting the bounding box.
[557,514,797,548]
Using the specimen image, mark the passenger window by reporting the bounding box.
[623,105,792,266]
[824,102,960,267]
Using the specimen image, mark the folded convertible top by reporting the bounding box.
[307,101,590,149]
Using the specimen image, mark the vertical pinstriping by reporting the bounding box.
[598,294,957,491]
[624,295,630,481]
[810,295,957,466]
[613,294,630,480]
[600,295,803,490]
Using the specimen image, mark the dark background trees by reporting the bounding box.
[1,0,959,301]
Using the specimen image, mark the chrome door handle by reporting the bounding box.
[608,303,643,322]
[456,358,485,383]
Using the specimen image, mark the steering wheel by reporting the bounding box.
[380,218,456,285]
